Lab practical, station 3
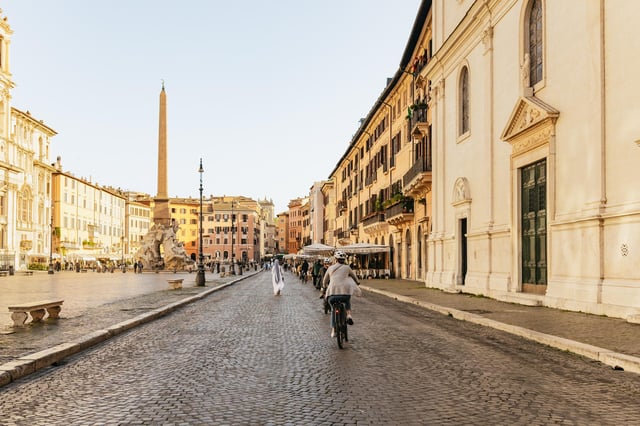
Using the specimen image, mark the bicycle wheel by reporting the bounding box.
[335,304,344,349]
[343,317,348,342]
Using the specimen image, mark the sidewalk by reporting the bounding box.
[361,279,640,374]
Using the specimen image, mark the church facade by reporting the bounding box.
[423,0,640,318]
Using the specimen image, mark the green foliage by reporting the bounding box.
[28,263,49,271]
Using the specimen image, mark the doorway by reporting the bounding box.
[459,218,467,285]
[521,159,547,293]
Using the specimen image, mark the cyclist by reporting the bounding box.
[300,259,309,282]
[317,257,332,291]
[322,250,362,337]
[311,259,322,288]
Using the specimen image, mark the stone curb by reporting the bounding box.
[361,285,640,375]
[0,272,258,388]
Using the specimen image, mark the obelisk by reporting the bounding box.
[154,82,171,226]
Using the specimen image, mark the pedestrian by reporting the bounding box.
[137,260,143,273]
[271,259,285,296]
[133,261,138,273]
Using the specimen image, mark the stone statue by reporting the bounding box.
[521,53,531,88]
[135,222,194,270]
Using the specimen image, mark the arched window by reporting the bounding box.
[459,66,469,135]
[528,0,543,85]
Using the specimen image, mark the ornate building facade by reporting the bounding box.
[0,12,58,270]
[319,0,640,318]
[423,0,640,318]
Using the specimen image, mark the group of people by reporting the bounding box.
[270,250,362,337]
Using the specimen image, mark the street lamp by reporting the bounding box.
[230,200,235,275]
[196,158,206,286]
[48,211,54,274]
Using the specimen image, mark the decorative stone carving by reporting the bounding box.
[501,96,559,143]
[521,53,531,88]
[135,221,194,271]
[452,177,471,205]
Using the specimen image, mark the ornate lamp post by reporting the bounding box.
[196,158,206,286]
[230,200,235,275]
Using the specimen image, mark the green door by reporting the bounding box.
[521,159,547,293]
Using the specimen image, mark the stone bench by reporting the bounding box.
[167,279,183,290]
[18,270,34,276]
[0,271,8,277]
[8,299,64,327]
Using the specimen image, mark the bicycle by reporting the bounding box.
[328,296,349,349]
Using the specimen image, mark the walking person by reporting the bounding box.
[133,261,138,273]
[272,259,285,296]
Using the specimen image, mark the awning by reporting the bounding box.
[338,242,390,254]
[302,243,335,255]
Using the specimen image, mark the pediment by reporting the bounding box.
[501,96,559,142]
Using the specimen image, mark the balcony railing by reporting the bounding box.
[362,213,385,227]
[407,106,427,140]
[385,198,414,226]
[403,156,432,188]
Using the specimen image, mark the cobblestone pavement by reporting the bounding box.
[1,271,640,425]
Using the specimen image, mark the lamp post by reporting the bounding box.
[48,211,54,274]
[196,158,206,286]
[230,200,235,275]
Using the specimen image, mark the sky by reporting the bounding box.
[2,1,420,213]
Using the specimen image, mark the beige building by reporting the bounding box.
[420,0,640,319]
[258,198,276,258]
[275,212,288,254]
[326,0,432,280]
[125,195,151,260]
[321,180,336,248]
[11,109,57,269]
[52,159,126,265]
[0,13,59,271]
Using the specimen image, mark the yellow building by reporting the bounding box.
[168,197,200,260]
[327,1,432,280]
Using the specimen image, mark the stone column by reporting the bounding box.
[154,83,170,226]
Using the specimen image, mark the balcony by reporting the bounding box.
[403,156,432,198]
[385,198,414,227]
[336,200,347,216]
[333,228,350,240]
[407,104,429,141]
[362,213,388,235]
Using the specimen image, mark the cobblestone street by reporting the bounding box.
[2,271,640,425]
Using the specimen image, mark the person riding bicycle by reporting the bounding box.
[312,259,322,287]
[300,259,310,282]
[323,250,362,336]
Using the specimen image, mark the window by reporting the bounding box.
[528,0,543,86]
[459,66,469,135]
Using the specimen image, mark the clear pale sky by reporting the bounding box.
[2,1,420,213]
